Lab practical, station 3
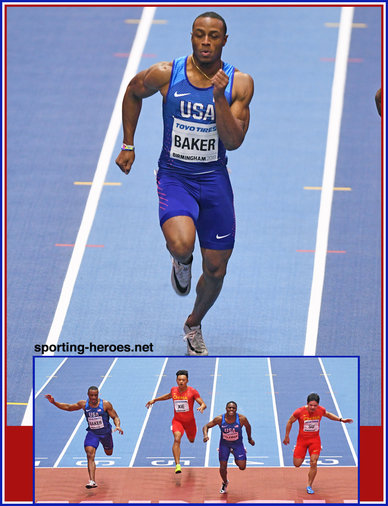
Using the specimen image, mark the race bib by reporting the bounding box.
[170,118,218,163]
[88,416,104,430]
[303,419,319,432]
[174,399,189,412]
[222,430,239,442]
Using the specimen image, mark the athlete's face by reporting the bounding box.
[226,403,237,417]
[88,389,99,406]
[191,17,228,64]
[176,375,188,389]
[307,401,319,414]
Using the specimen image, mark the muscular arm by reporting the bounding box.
[324,411,353,424]
[116,62,172,175]
[202,415,222,441]
[45,394,84,412]
[195,396,207,414]
[145,392,172,408]
[283,415,297,445]
[239,414,255,445]
[104,401,124,434]
[212,70,254,151]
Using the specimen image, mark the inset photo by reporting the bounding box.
[34,356,358,503]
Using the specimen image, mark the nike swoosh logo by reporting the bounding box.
[216,233,232,240]
[174,92,191,97]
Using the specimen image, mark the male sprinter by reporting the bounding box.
[203,401,255,494]
[283,392,353,495]
[45,386,123,488]
[146,369,206,473]
[116,12,254,355]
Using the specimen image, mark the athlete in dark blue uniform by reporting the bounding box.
[45,386,123,489]
[203,401,255,494]
[116,12,254,356]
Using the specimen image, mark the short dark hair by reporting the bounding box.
[307,393,320,404]
[88,386,98,393]
[226,401,237,409]
[176,369,189,379]
[193,12,227,35]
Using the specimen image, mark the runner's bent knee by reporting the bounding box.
[202,252,231,280]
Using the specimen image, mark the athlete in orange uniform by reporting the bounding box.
[283,392,353,495]
[146,369,206,473]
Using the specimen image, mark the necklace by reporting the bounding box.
[191,54,220,81]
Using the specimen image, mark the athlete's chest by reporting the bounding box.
[167,86,216,122]
[301,415,321,433]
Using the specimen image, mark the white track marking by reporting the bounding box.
[34,358,68,399]
[267,358,284,467]
[319,357,358,465]
[204,357,219,467]
[129,357,168,467]
[304,7,354,355]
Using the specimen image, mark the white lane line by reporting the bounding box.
[53,358,118,468]
[319,357,358,465]
[22,358,68,426]
[304,7,354,355]
[21,6,156,426]
[129,357,168,467]
[204,357,219,467]
[45,5,156,353]
[267,358,284,467]
[34,358,68,399]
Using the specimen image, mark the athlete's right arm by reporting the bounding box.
[283,415,297,445]
[45,395,84,412]
[115,62,172,175]
[202,415,222,442]
[145,392,172,408]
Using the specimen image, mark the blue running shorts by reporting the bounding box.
[156,168,235,250]
[84,430,113,451]
[219,441,246,462]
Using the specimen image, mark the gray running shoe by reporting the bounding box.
[220,480,229,494]
[183,324,208,356]
[171,257,192,296]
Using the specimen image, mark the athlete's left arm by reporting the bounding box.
[240,414,255,446]
[195,396,207,414]
[324,411,353,424]
[212,70,254,151]
[105,401,124,434]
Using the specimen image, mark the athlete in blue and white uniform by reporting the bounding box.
[116,11,254,356]
[157,55,236,252]
[84,397,113,451]
[45,386,123,489]
[203,401,255,494]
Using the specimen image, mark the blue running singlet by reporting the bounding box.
[218,413,246,461]
[158,56,235,174]
[156,56,236,250]
[84,399,111,435]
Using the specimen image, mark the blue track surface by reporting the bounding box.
[316,6,382,425]
[34,357,358,471]
[6,5,381,429]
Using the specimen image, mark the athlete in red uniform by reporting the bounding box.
[146,369,206,473]
[283,392,353,495]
